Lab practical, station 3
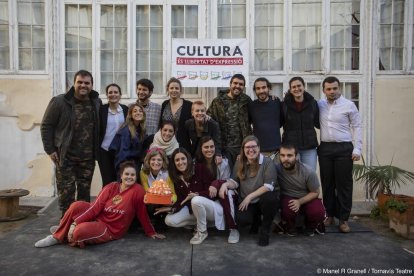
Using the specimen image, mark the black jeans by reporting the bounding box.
[236,191,279,235]
[98,148,117,187]
[318,142,354,221]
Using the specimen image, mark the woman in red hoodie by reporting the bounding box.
[35,161,165,248]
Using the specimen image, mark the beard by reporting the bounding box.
[282,161,295,170]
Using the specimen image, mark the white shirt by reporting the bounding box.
[101,105,125,151]
[318,96,362,156]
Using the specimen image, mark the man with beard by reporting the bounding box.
[41,70,101,216]
[277,144,325,236]
[248,77,282,164]
[207,74,252,167]
[136,78,161,135]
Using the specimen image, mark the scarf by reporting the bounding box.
[150,130,179,156]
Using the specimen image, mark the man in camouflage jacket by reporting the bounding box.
[41,70,101,216]
[207,74,252,168]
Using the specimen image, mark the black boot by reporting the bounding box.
[258,228,270,246]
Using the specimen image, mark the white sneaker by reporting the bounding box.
[35,235,58,248]
[228,229,240,244]
[190,231,208,245]
[49,225,59,234]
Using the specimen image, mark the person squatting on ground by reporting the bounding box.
[195,136,239,243]
[41,70,101,217]
[248,77,282,165]
[282,77,320,171]
[155,148,237,245]
[140,148,177,231]
[277,144,325,236]
[98,83,128,186]
[207,74,252,168]
[34,161,165,248]
[219,135,280,246]
[318,76,362,233]
[150,120,180,157]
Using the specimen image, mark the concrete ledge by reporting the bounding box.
[351,200,377,216]
[20,196,57,215]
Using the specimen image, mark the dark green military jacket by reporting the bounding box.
[207,89,252,148]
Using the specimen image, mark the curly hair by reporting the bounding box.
[141,148,169,175]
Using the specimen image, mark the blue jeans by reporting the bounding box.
[298,148,317,171]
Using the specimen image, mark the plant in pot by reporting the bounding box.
[385,197,414,239]
[352,156,414,214]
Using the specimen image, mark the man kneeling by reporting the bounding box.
[277,144,325,236]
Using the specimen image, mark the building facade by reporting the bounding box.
[0,0,413,199]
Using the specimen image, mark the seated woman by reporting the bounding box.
[140,148,176,231]
[195,136,239,243]
[150,120,179,157]
[34,161,165,248]
[219,135,280,246]
[156,148,234,245]
[109,103,150,175]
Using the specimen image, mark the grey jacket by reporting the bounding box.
[40,86,101,164]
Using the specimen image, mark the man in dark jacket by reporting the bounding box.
[207,74,252,168]
[41,70,101,216]
[249,77,282,164]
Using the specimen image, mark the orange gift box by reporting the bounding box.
[144,179,173,205]
[144,193,173,205]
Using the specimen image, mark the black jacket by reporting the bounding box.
[41,87,102,164]
[159,99,193,150]
[281,91,320,150]
[183,118,222,157]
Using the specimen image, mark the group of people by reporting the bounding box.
[35,70,362,249]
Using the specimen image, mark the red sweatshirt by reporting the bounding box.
[74,183,155,239]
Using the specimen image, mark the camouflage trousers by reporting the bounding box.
[55,158,95,213]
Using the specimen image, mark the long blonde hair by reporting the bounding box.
[237,135,260,181]
[121,103,146,141]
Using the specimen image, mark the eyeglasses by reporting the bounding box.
[244,145,258,150]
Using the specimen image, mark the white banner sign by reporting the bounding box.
[171,39,249,87]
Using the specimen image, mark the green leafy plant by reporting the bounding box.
[369,205,381,219]
[385,198,409,213]
[353,156,414,198]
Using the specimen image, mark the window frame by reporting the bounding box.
[375,0,414,74]
[248,0,364,76]
[61,0,204,98]
[0,0,49,75]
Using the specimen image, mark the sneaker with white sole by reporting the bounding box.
[190,231,208,245]
[35,235,58,248]
[49,225,59,234]
[228,229,240,244]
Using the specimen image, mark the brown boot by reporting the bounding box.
[324,217,334,226]
[339,221,351,233]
